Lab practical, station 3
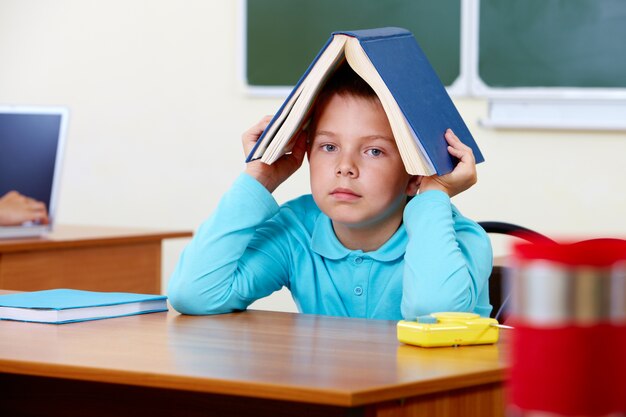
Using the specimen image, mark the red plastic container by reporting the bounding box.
[508,239,626,417]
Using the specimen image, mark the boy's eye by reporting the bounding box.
[321,144,337,152]
[366,148,383,157]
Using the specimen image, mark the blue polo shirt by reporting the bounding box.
[168,173,492,320]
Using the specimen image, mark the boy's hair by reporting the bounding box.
[307,61,379,138]
[317,61,377,102]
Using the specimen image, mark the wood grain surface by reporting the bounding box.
[0,306,507,416]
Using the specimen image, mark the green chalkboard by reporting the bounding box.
[479,0,626,88]
[246,0,461,87]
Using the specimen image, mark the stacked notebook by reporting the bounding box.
[0,289,168,324]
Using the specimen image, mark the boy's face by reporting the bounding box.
[308,94,419,230]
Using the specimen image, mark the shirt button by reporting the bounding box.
[354,286,363,296]
[354,256,363,264]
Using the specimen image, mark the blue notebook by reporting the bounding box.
[247,27,484,176]
[0,289,168,324]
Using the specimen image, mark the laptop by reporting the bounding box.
[0,106,68,239]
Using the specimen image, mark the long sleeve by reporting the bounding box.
[168,175,492,320]
[167,173,290,315]
[400,190,493,320]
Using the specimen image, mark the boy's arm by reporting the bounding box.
[167,173,291,315]
[168,116,308,316]
[400,190,493,319]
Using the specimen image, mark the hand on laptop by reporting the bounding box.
[0,191,49,226]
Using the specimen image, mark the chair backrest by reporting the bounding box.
[478,221,554,321]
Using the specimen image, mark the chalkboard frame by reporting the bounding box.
[467,0,626,101]
[238,0,470,97]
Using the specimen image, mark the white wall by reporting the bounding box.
[2,1,625,312]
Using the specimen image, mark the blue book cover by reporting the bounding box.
[0,289,168,324]
[341,27,484,175]
[247,27,483,176]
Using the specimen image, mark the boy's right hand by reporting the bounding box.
[419,129,477,198]
[243,116,307,193]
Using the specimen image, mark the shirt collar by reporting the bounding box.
[310,213,407,262]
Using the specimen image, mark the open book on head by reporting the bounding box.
[246,27,484,176]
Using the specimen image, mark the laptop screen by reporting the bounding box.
[0,107,68,228]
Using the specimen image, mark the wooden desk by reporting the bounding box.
[0,308,507,417]
[0,225,192,294]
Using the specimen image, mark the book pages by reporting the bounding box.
[343,37,433,176]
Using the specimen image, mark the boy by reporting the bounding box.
[168,65,492,320]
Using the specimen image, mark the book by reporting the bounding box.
[246,27,484,176]
[0,289,168,324]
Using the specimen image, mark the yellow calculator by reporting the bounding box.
[397,312,500,348]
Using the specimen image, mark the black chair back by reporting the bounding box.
[478,221,554,321]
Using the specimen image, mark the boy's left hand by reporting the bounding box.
[419,129,477,198]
